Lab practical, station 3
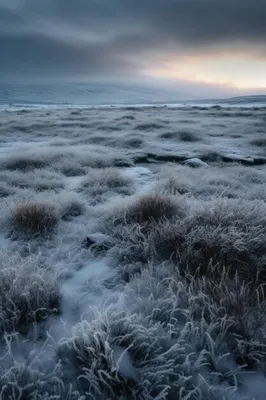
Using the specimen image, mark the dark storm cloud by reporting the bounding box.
[0,33,136,78]
[21,0,266,43]
[0,0,265,79]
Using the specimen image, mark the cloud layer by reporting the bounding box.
[0,0,265,83]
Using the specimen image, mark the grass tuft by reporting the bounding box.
[0,251,61,336]
[61,199,85,220]
[107,194,180,228]
[125,194,178,223]
[83,168,130,189]
[179,130,200,142]
[79,168,133,203]
[251,138,266,147]
[14,202,58,233]
[3,157,47,172]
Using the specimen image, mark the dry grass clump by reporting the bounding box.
[122,194,179,224]
[159,131,178,139]
[61,199,85,220]
[52,157,87,177]
[160,130,200,142]
[0,363,81,400]
[58,319,141,399]
[2,157,47,172]
[151,200,266,284]
[85,168,130,189]
[61,165,87,177]
[124,137,143,148]
[159,176,189,195]
[100,194,183,264]
[134,122,163,131]
[179,130,200,142]
[79,168,133,203]
[0,251,60,336]
[14,202,58,233]
[0,182,13,198]
[105,198,266,286]
[250,138,266,147]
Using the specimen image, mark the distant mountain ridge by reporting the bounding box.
[223,95,266,104]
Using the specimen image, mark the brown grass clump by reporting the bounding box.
[150,202,266,285]
[14,203,58,233]
[125,194,178,224]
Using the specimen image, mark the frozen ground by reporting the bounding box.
[0,105,266,399]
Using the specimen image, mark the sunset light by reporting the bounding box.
[149,54,266,90]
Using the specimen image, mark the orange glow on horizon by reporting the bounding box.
[147,53,266,90]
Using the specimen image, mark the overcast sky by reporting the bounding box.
[0,0,266,97]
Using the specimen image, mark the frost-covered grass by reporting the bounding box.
[60,197,86,220]
[0,105,266,399]
[78,167,133,203]
[0,251,60,336]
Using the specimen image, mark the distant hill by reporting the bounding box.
[223,95,266,104]
[187,94,266,107]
